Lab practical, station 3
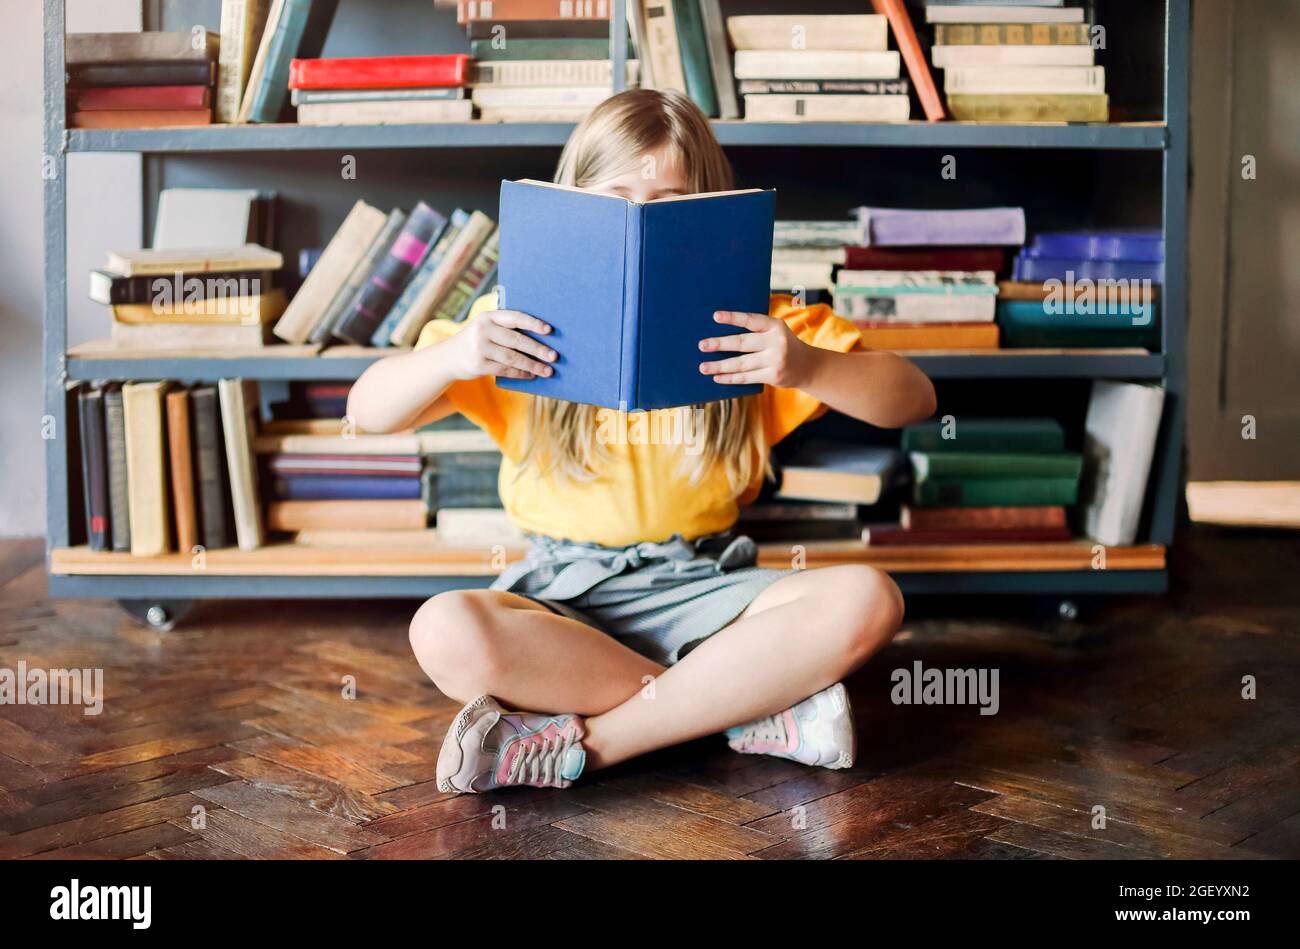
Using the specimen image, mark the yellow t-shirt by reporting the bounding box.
[415,293,863,547]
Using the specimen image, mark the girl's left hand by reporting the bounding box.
[699,311,814,388]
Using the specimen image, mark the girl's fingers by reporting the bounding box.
[712,370,764,385]
[489,363,536,380]
[487,325,558,363]
[699,331,765,353]
[490,309,552,335]
[713,310,774,332]
[700,353,765,376]
[484,341,553,377]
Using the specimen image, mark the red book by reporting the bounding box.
[70,109,212,129]
[457,0,611,23]
[863,524,1073,546]
[844,246,1008,272]
[288,55,470,90]
[71,85,211,111]
[870,0,945,122]
[902,505,1068,531]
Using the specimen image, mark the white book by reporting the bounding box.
[215,0,269,123]
[435,508,525,547]
[773,246,847,264]
[154,188,260,249]
[477,107,596,123]
[832,293,996,323]
[1081,381,1165,547]
[640,0,687,93]
[295,99,474,126]
[471,85,614,108]
[218,378,265,551]
[726,15,888,51]
[931,44,1096,69]
[743,94,910,123]
[734,50,901,80]
[237,0,285,123]
[837,270,997,289]
[925,5,1085,24]
[945,65,1105,94]
[771,262,834,291]
[471,59,639,87]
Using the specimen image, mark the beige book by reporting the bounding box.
[292,528,442,549]
[111,321,275,350]
[732,50,900,80]
[121,381,172,556]
[105,244,282,277]
[743,94,910,123]
[237,0,285,124]
[218,378,265,550]
[295,99,474,126]
[254,432,425,455]
[640,0,687,92]
[946,93,1109,123]
[725,15,888,51]
[434,508,524,546]
[215,0,269,123]
[389,211,495,347]
[110,289,287,325]
[273,201,387,344]
[267,500,428,531]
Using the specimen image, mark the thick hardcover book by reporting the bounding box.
[470,60,638,87]
[296,99,474,125]
[726,15,887,50]
[292,87,466,104]
[464,20,612,40]
[947,93,1108,122]
[996,300,1160,344]
[496,179,774,410]
[432,231,499,324]
[66,31,220,66]
[266,499,427,531]
[333,203,448,345]
[106,244,281,277]
[121,382,172,557]
[1081,381,1165,547]
[903,419,1065,454]
[931,45,1095,68]
[912,476,1079,508]
[70,109,213,129]
[743,94,910,122]
[673,0,718,117]
[216,0,271,122]
[273,475,423,501]
[289,55,470,90]
[777,443,904,506]
[109,290,286,326]
[310,208,408,345]
[389,212,496,347]
[845,245,1006,272]
[738,79,910,95]
[268,454,423,477]
[165,389,200,554]
[851,321,1000,350]
[853,206,1026,246]
[369,211,463,346]
[863,524,1072,545]
[469,38,611,61]
[191,386,232,549]
[1027,229,1164,263]
[834,292,996,323]
[933,23,1091,45]
[698,0,738,119]
[243,0,340,123]
[72,85,211,111]
[68,62,215,88]
[871,0,945,121]
[641,0,688,93]
[901,504,1067,531]
[103,386,132,552]
[1010,254,1163,285]
[733,51,900,81]
[911,451,1082,481]
[925,5,1085,24]
[946,65,1105,95]
[77,386,111,551]
[218,379,265,550]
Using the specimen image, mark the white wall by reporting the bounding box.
[0,1,141,537]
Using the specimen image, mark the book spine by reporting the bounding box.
[247,0,312,123]
[67,62,216,86]
[310,209,408,344]
[903,504,1068,531]
[70,109,213,129]
[333,202,448,345]
[469,37,611,61]
[641,0,688,92]
[619,203,644,409]
[451,262,498,323]
[273,476,423,501]
[672,0,718,117]
[370,211,467,346]
[77,388,110,552]
[103,388,132,552]
[844,246,1006,272]
[287,55,469,90]
[390,212,495,347]
[697,0,737,118]
[292,87,465,104]
[913,477,1080,508]
[166,389,200,554]
[216,0,250,122]
[122,383,170,557]
[191,388,232,549]
[72,85,211,111]
[431,231,500,323]
[459,0,611,20]
[933,23,1091,46]
[737,78,910,95]
[913,451,1083,481]
[219,379,265,550]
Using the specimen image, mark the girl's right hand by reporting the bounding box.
[446,309,557,381]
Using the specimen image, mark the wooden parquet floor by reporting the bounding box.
[1,527,1297,860]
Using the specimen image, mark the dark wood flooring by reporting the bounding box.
[1,527,1297,860]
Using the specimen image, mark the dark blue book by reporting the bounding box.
[496,179,775,411]
[273,475,422,501]
[1012,255,1164,284]
[1025,229,1164,263]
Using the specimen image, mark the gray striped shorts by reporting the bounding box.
[490,533,787,666]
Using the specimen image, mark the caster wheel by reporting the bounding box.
[118,599,194,632]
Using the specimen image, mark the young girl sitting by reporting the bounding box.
[348,89,936,794]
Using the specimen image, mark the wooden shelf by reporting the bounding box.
[50,541,1165,577]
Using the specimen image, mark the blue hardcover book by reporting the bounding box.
[1012,254,1165,284]
[495,179,775,411]
[1024,229,1164,263]
[273,475,422,501]
[246,0,340,124]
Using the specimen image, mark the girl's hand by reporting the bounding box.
[446,309,558,381]
[698,311,814,388]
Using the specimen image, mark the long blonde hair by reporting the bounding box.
[520,89,767,494]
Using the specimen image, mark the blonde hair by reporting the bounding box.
[520,89,767,494]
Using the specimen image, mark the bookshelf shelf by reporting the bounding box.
[43,1,1190,608]
[64,120,1168,154]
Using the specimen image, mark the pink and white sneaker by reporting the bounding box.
[726,682,855,770]
[436,694,587,793]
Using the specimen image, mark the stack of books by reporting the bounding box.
[218,0,340,124]
[75,379,264,555]
[832,206,1026,351]
[458,0,620,122]
[91,244,285,352]
[770,220,862,301]
[272,201,498,348]
[925,1,1107,122]
[727,14,909,122]
[288,55,472,125]
[864,418,1079,546]
[423,417,519,547]
[66,32,219,129]
[999,229,1162,348]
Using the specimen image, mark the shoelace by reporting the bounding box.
[505,731,575,787]
[737,712,788,748]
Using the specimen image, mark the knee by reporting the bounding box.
[823,565,904,667]
[408,590,510,698]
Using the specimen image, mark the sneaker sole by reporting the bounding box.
[820,682,856,770]
[435,694,495,794]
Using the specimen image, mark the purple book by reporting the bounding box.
[852,207,1027,247]
[332,202,447,345]
[1023,229,1165,262]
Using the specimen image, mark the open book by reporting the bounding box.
[495,178,775,411]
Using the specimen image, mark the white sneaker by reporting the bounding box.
[725,682,855,770]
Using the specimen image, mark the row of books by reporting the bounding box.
[765,381,1164,549]
[923,1,1107,123]
[65,31,221,130]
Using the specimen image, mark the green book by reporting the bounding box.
[902,419,1065,455]
[469,38,611,61]
[913,476,1080,508]
[997,300,1161,350]
[911,451,1083,481]
[672,0,719,118]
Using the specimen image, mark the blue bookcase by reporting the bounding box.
[43,0,1188,625]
